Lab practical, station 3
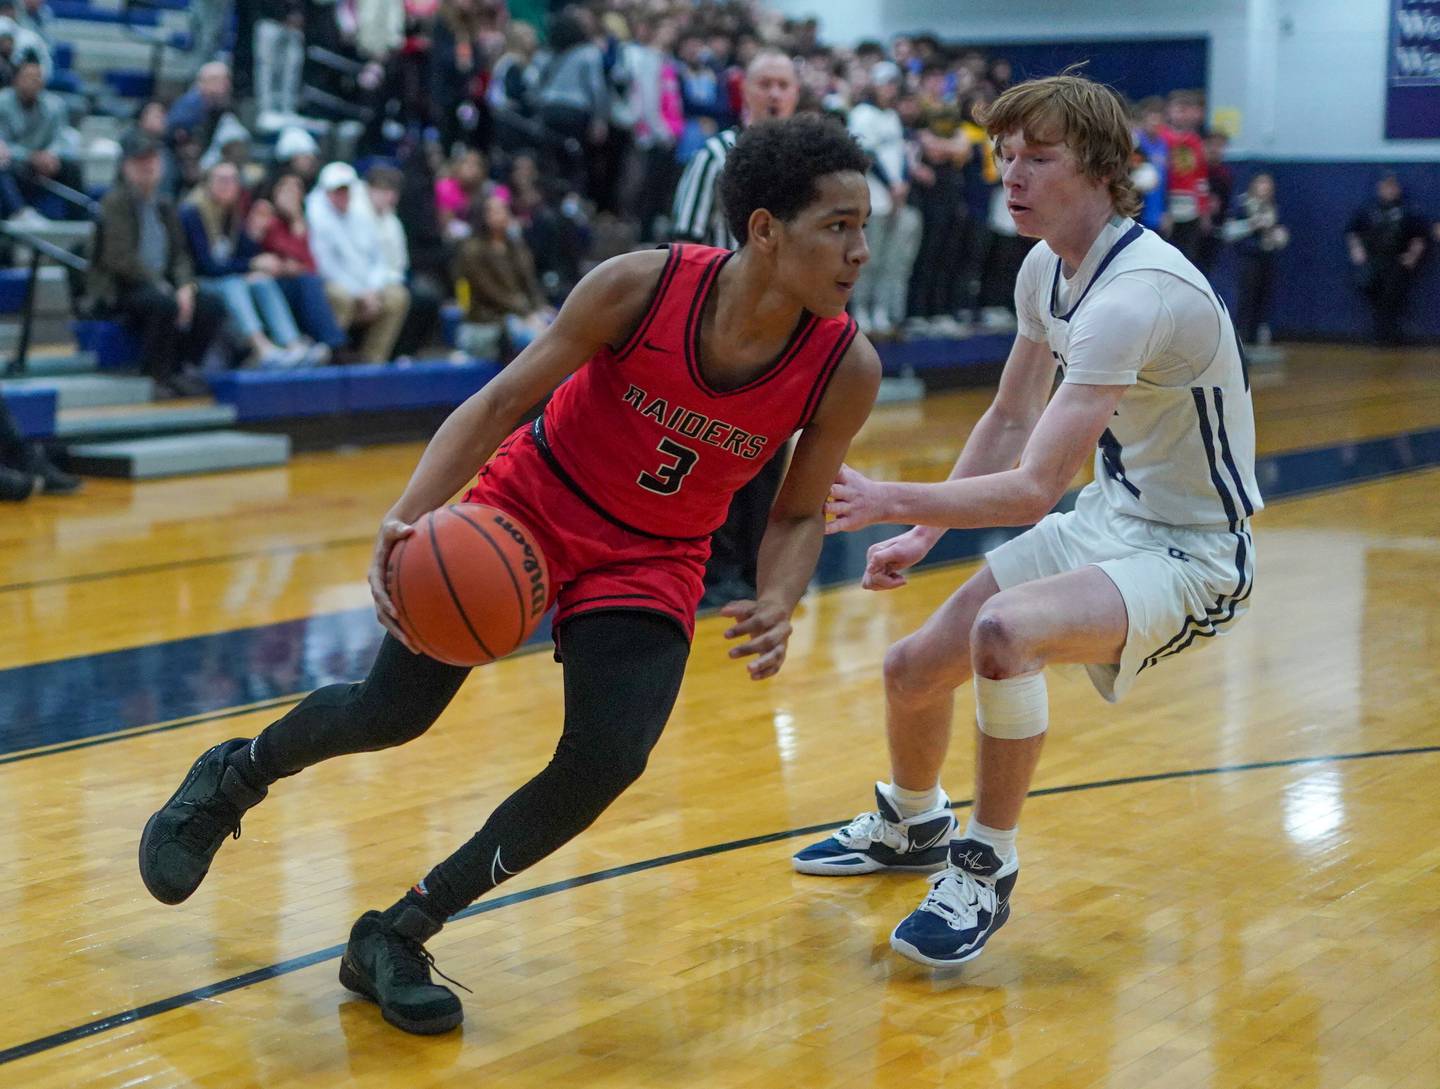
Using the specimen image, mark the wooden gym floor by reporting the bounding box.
[0,344,1437,1088]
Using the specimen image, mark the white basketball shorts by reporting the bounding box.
[984,484,1254,702]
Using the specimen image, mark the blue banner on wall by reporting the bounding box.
[1388,0,1440,138]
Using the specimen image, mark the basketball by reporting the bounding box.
[386,504,550,666]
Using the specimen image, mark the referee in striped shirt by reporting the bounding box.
[671,51,801,248]
[670,50,803,604]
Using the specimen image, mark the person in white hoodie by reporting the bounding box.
[846,61,920,336]
[305,161,409,362]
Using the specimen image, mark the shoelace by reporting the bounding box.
[917,867,995,931]
[174,797,244,854]
[385,933,474,994]
[835,810,903,850]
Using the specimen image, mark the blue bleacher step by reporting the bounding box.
[66,431,291,480]
[0,265,73,315]
[876,375,925,404]
[0,315,75,347]
[56,401,238,440]
[17,351,97,378]
[0,373,153,409]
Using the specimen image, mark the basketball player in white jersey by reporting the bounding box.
[792,74,1262,967]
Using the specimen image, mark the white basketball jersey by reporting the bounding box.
[1015,217,1264,528]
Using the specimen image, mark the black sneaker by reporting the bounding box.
[26,446,82,495]
[0,464,34,502]
[339,905,467,1035]
[138,738,267,905]
[172,371,212,398]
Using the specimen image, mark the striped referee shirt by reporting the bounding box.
[670,127,739,249]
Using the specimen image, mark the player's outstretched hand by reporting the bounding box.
[863,526,940,591]
[368,517,419,653]
[721,599,793,680]
[825,463,888,534]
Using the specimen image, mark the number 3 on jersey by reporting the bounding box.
[637,437,699,495]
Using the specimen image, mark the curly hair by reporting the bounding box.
[982,73,1143,219]
[719,115,870,246]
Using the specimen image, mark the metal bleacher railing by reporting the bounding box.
[119,0,189,100]
[300,45,376,125]
[1,220,89,378]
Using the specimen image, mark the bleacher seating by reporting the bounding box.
[6,387,57,439]
[876,334,1015,376]
[208,359,504,422]
[3,3,1034,483]
[51,1,161,26]
[72,318,142,369]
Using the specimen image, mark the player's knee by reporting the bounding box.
[604,745,652,793]
[883,635,951,703]
[560,728,655,796]
[969,605,1034,679]
[349,684,442,748]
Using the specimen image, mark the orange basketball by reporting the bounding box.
[386,504,550,666]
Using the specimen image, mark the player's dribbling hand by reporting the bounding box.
[721,600,792,680]
[824,463,887,534]
[369,518,419,653]
[863,527,940,591]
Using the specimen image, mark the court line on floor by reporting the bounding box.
[1,742,1436,1068]
[7,440,1440,759]
[4,423,1436,601]
[0,535,373,595]
[0,696,305,767]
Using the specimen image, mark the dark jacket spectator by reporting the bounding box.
[1196,129,1233,275]
[89,133,224,397]
[1346,174,1430,345]
[453,194,554,358]
[90,152,194,307]
[454,208,547,324]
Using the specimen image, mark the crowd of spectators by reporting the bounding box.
[0,0,1435,409]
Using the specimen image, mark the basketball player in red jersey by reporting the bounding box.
[137,116,880,1035]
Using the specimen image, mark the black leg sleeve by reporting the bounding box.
[0,392,30,468]
[414,611,690,921]
[245,634,471,784]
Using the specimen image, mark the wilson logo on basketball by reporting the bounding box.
[491,512,548,619]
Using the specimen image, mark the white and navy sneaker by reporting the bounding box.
[889,838,1019,967]
[792,783,956,875]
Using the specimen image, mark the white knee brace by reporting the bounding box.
[975,671,1049,739]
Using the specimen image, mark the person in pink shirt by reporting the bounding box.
[434,147,491,240]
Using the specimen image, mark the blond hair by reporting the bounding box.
[981,73,1142,219]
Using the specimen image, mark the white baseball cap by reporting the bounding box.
[317,161,358,191]
[275,126,319,161]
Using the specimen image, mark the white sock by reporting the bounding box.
[886,780,941,819]
[964,816,1017,863]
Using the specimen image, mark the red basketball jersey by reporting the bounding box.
[535,244,858,539]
